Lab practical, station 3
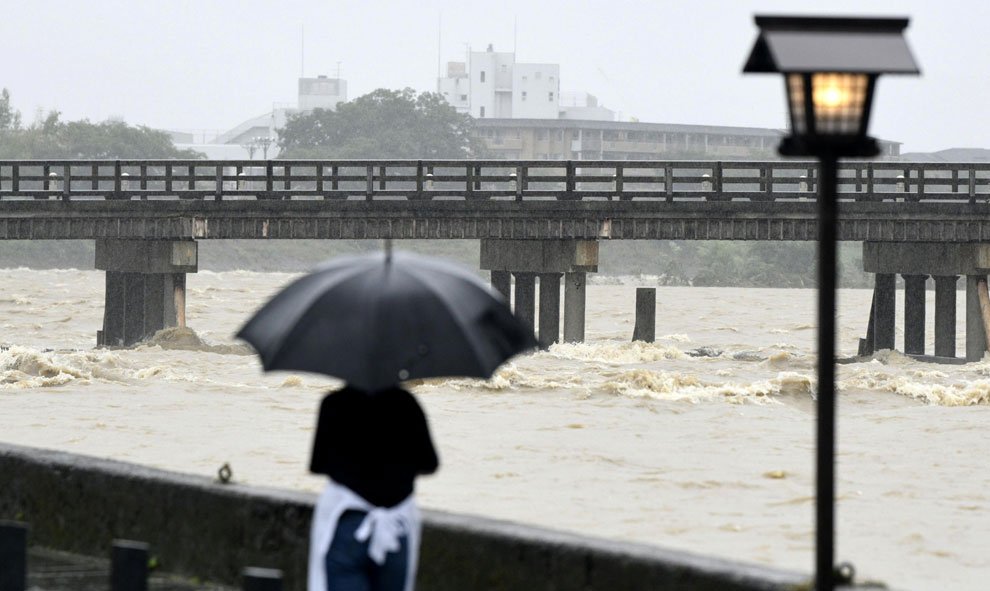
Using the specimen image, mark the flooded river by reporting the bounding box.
[1,266,987,590]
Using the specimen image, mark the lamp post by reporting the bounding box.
[743,16,918,591]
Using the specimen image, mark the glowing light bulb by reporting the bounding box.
[817,85,847,108]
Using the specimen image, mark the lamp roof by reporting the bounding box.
[743,16,920,75]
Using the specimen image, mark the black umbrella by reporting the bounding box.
[237,250,537,392]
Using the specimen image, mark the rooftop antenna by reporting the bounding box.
[300,25,305,77]
[513,16,517,55]
[336,61,342,80]
[437,12,442,89]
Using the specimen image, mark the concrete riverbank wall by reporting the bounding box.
[0,442,815,590]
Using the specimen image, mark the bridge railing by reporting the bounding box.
[1,159,989,203]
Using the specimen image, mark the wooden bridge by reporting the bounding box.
[2,159,990,241]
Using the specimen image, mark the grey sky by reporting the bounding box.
[2,0,985,152]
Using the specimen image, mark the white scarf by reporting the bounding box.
[308,481,420,591]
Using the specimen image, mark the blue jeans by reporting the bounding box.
[325,510,410,591]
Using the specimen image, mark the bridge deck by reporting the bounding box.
[2,160,989,241]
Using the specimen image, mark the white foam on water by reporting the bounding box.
[600,369,813,404]
[545,340,686,363]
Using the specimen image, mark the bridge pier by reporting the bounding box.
[481,240,598,346]
[903,274,927,355]
[95,239,198,347]
[513,273,537,332]
[862,242,990,362]
[934,275,958,358]
[965,276,987,362]
[563,271,587,343]
[538,273,563,348]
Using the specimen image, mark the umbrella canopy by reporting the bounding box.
[237,251,537,392]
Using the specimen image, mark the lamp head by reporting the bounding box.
[743,15,919,157]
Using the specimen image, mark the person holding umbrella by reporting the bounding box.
[238,248,536,591]
[306,383,438,591]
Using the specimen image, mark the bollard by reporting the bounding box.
[632,288,656,343]
[0,521,28,591]
[111,539,149,591]
[243,567,283,591]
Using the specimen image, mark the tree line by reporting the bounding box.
[0,88,202,159]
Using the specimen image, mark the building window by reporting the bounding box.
[521,91,527,101]
[548,91,554,101]
[480,71,486,83]
[535,71,542,80]
[549,76,555,83]
[480,106,485,118]
[460,94,468,101]
[522,76,528,83]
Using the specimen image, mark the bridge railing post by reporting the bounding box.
[365,165,373,200]
[215,165,223,201]
[664,163,673,202]
[114,160,122,199]
[465,164,473,199]
[969,165,977,204]
[62,163,70,201]
[515,165,524,201]
[264,161,274,197]
[414,161,423,199]
[614,164,623,200]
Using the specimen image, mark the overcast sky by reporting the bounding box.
[2,0,985,152]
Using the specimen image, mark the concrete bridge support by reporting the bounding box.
[481,240,598,346]
[873,273,896,352]
[863,242,990,362]
[95,239,198,347]
[563,271,587,343]
[513,273,537,332]
[934,275,958,358]
[903,275,927,355]
[966,276,988,362]
[538,273,562,349]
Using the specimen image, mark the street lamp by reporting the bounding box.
[743,16,918,591]
[254,135,275,160]
[242,136,276,160]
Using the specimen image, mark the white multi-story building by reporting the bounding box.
[439,45,562,120]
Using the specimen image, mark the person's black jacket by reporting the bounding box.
[309,386,439,508]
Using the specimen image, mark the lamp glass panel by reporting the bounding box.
[811,73,869,135]
[785,74,807,134]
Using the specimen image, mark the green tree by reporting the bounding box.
[0,88,21,132]
[278,88,485,158]
[0,89,202,159]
